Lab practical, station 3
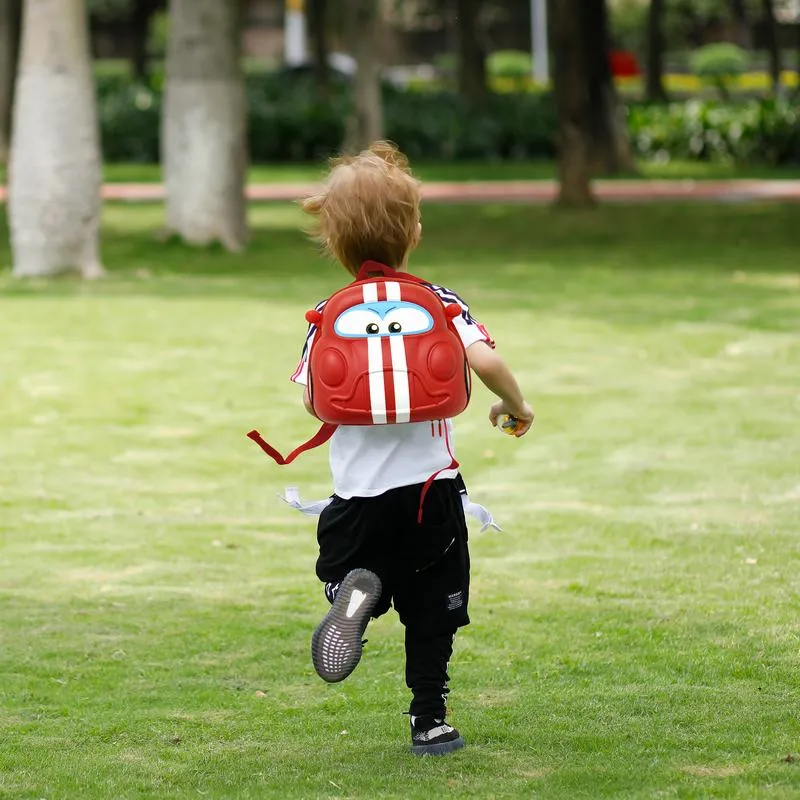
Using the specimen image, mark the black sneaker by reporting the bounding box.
[410,715,465,756]
[311,568,382,683]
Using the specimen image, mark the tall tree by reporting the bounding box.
[8,0,103,278]
[308,0,329,101]
[456,0,487,110]
[88,0,164,80]
[551,0,595,206]
[585,0,636,175]
[162,0,248,251]
[729,0,753,49]
[342,0,383,153]
[797,13,800,99]
[645,0,668,102]
[761,0,782,95]
[0,0,22,164]
[131,0,162,81]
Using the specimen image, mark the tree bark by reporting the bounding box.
[162,0,249,251]
[729,0,752,49]
[456,0,487,110]
[551,0,595,207]
[0,0,22,164]
[343,0,383,154]
[308,0,329,101]
[761,0,782,95]
[645,0,668,103]
[585,0,636,176]
[131,0,161,81]
[8,0,103,278]
[797,18,800,99]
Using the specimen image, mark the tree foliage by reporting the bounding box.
[690,41,751,97]
[87,0,133,21]
[609,0,774,53]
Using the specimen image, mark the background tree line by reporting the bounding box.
[0,0,797,278]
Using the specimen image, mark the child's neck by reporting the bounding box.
[360,260,409,277]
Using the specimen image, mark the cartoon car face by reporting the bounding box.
[308,279,470,425]
[333,301,434,338]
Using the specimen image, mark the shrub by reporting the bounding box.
[486,50,531,91]
[99,83,161,163]
[384,91,556,161]
[93,68,799,167]
[690,43,751,99]
[628,98,800,165]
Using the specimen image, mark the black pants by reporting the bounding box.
[316,477,470,718]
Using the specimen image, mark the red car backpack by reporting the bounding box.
[248,261,471,472]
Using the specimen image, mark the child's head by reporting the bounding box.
[301,141,421,276]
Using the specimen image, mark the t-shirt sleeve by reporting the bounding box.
[429,284,495,350]
[289,300,326,386]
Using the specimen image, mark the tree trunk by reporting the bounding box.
[343,0,383,154]
[308,0,329,101]
[761,0,782,95]
[162,0,249,251]
[585,0,636,176]
[8,0,103,278]
[729,0,752,49]
[645,0,668,102]
[456,0,487,110]
[551,0,595,207]
[131,0,160,81]
[796,19,800,99]
[0,0,22,164]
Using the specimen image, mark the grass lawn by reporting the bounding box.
[1,201,799,799]
[4,160,800,188]
[98,161,800,184]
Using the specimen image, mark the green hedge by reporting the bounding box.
[96,72,800,166]
[629,99,800,165]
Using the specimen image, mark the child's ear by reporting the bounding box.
[412,221,422,249]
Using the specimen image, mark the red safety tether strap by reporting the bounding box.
[416,423,459,524]
[247,423,337,465]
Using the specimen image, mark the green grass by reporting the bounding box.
[4,160,800,187]
[1,201,800,799]
[97,161,800,184]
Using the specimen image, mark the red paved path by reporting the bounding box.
[1,179,799,204]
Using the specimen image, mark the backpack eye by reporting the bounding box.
[334,307,383,337]
[383,304,433,336]
[334,301,433,338]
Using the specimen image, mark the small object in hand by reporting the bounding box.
[497,414,521,435]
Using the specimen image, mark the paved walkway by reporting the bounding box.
[1,179,800,204]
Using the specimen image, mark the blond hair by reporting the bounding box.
[301,141,422,276]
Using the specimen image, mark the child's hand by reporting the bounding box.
[489,400,534,437]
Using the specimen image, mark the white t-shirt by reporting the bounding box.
[291,283,494,499]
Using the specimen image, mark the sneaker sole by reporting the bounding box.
[311,568,382,683]
[411,735,466,757]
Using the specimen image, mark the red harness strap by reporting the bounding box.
[248,422,456,525]
[247,423,337,465]
[416,422,459,524]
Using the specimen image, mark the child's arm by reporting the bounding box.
[467,341,534,437]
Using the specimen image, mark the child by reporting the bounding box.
[292,141,533,756]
